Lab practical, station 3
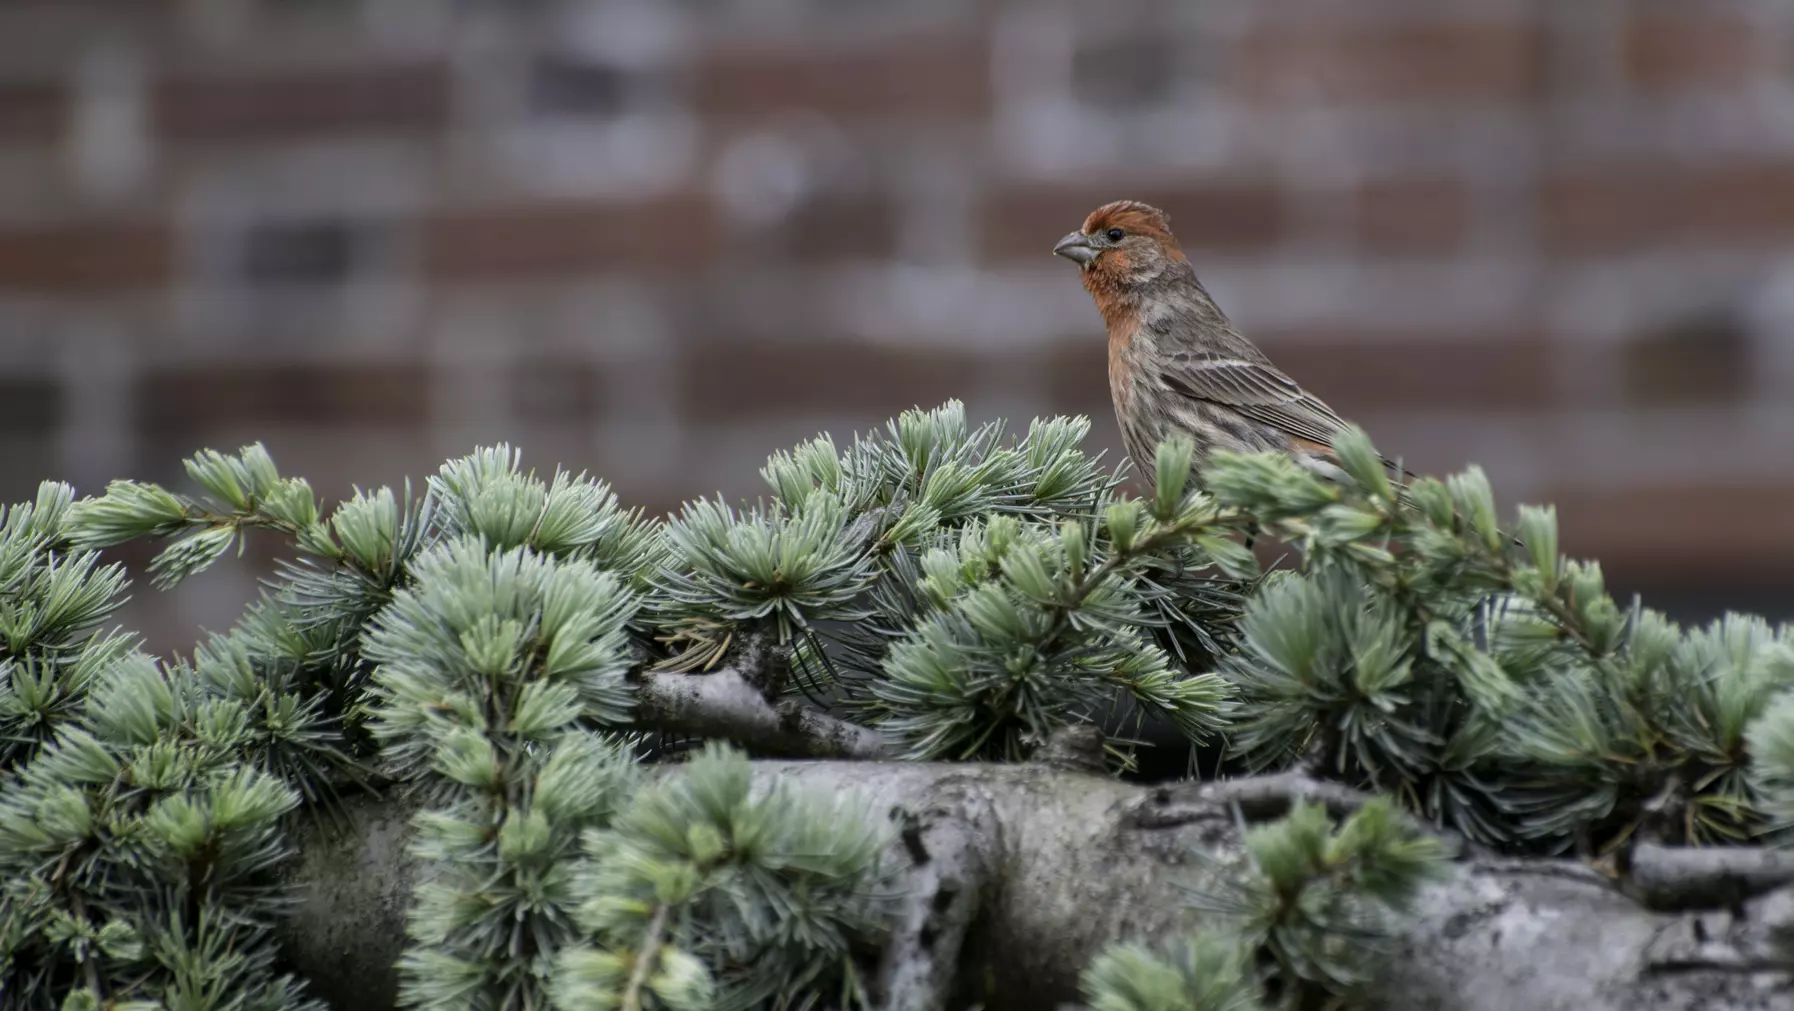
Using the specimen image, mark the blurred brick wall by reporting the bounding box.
[2,0,1793,645]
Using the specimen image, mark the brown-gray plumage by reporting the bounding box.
[1053,199,1398,493]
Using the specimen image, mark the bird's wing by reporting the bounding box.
[1160,355,1352,449]
[1160,354,1412,475]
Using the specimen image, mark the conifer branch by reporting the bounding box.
[620,902,671,1011]
[635,667,895,759]
[1625,841,1794,911]
[70,892,102,1002]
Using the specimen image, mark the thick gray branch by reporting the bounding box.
[1628,840,1794,911]
[634,668,894,759]
[279,763,1794,1011]
[875,783,1000,1011]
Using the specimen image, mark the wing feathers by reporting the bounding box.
[1161,357,1350,449]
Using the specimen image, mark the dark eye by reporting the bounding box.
[1106,228,1125,242]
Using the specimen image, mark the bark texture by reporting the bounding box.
[274,761,1794,1011]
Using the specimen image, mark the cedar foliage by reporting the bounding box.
[0,401,1788,1010]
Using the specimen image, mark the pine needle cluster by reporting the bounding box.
[0,478,327,1009]
[1199,427,1794,853]
[1079,799,1450,1011]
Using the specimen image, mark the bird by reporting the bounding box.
[1052,199,1404,496]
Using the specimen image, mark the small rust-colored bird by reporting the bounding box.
[1054,199,1400,493]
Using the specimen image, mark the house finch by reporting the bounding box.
[1054,199,1402,494]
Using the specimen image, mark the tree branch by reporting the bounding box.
[1626,840,1794,911]
[875,784,998,1011]
[279,764,1794,1011]
[1123,771,1476,856]
[621,902,671,1011]
[633,668,895,760]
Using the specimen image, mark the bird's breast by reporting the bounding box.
[1106,322,1139,412]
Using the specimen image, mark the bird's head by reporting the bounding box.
[1052,200,1185,287]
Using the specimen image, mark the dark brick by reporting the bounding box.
[1544,163,1794,254]
[0,222,172,292]
[511,356,601,423]
[1072,36,1179,108]
[1352,179,1471,254]
[0,377,62,438]
[981,184,1285,263]
[423,198,718,280]
[735,196,899,264]
[530,57,629,117]
[135,362,432,436]
[1620,313,1751,407]
[696,33,989,119]
[1235,21,1545,103]
[239,220,359,285]
[1624,13,1761,92]
[679,342,981,424]
[154,64,448,141]
[1044,331,1554,415]
[0,81,62,141]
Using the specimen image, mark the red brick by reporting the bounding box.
[980,184,1285,263]
[679,342,982,424]
[1043,331,1554,415]
[1544,163,1794,255]
[1351,179,1472,254]
[1624,14,1762,92]
[0,81,62,141]
[1235,21,1545,104]
[0,222,172,292]
[422,198,718,280]
[135,362,432,435]
[154,64,448,141]
[696,33,988,120]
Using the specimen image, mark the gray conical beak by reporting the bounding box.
[1053,231,1097,265]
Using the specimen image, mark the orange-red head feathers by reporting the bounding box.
[1080,200,1177,247]
[1053,199,1188,318]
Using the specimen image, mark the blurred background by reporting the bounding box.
[3,0,1793,652]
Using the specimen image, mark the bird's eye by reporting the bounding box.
[1106,228,1125,242]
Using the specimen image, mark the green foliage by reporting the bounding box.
[1209,800,1449,995]
[1748,692,1794,835]
[1199,433,1794,852]
[363,539,639,784]
[429,447,660,577]
[67,444,329,590]
[358,535,644,1009]
[1079,932,1264,1011]
[554,743,891,1011]
[654,496,879,667]
[0,650,325,1010]
[1081,799,1449,1011]
[0,482,132,768]
[16,402,1794,1011]
[396,733,642,1010]
[0,479,323,1010]
[868,507,1233,761]
[770,410,1253,764]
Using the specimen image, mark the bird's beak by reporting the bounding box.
[1053,231,1098,266]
